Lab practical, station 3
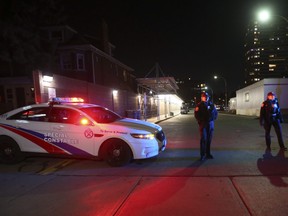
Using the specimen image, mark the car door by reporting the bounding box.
[5,106,54,153]
[47,107,96,157]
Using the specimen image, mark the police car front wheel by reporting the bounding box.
[0,136,24,164]
[102,139,132,167]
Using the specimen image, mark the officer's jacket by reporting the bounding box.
[194,101,218,124]
[260,99,283,124]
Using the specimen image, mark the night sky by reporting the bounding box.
[62,0,288,95]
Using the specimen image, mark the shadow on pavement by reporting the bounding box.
[117,158,207,214]
[257,149,288,187]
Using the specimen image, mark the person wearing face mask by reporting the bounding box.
[194,92,218,161]
[260,92,287,151]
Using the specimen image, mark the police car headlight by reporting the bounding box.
[131,133,155,139]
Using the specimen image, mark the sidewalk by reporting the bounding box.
[146,114,178,124]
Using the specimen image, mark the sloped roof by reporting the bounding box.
[136,77,179,93]
[60,33,101,48]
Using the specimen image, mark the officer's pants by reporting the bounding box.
[264,119,284,148]
[199,121,214,157]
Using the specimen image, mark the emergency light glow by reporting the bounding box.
[80,118,89,125]
[51,97,84,103]
[68,97,84,103]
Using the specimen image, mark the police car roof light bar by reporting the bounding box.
[49,97,85,105]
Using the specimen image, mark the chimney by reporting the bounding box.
[101,19,111,55]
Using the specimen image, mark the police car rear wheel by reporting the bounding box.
[0,137,24,164]
[103,139,132,167]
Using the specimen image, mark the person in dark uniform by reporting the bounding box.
[260,92,287,151]
[194,92,218,160]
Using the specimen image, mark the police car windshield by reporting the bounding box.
[79,107,122,123]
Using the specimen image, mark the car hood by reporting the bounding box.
[113,118,161,133]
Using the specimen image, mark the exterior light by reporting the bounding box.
[112,90,118,111]
[43,75,53,82]
[112,90,118,96]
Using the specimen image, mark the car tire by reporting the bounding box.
[0,136,24,164]
[102,139,132,167]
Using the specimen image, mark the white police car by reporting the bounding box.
[0,98,166,166]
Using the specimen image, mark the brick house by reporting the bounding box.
[0,22,137,112]
[41,23,136,91]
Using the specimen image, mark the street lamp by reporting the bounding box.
[214,75,227,109]
[258,10,271,22]
[257,9,288,23]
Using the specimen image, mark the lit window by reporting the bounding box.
[269,64,276,68]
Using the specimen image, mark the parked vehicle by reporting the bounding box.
[0,97,167,167]
[180,106,188,114]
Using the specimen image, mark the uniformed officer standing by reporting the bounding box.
[260,92,287,151]
[194,92,218,160]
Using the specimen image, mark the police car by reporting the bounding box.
[0,97,166,166]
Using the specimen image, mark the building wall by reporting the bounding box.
[236,78,288,116]
[0,77,35,114]
[35,71,182,120]
[236,80,264,116]
[157,94,183,117]
[36,71,136,116]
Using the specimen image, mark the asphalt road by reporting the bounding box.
[0,112,287,216]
